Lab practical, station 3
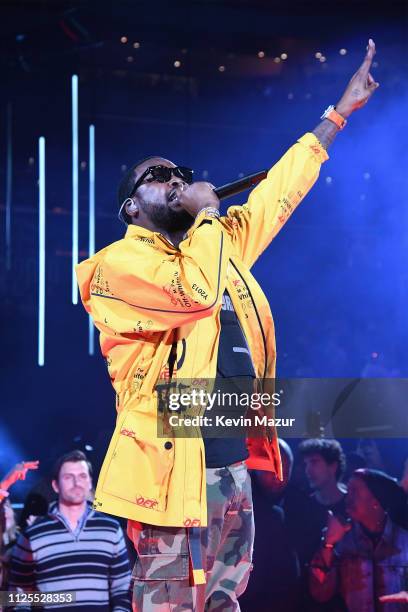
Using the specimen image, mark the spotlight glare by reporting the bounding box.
[133,42,140,49]
[174,60,181,68]
[274,57,281,63]
[315,52,322,59]
[127,56,134,63]
[325,176,332,184]
[281,53,288,60]
[257,51,265,58]
[218,65,226,72]
[339,48,347,55]
[120,36,127,44]
[319,56,326,62]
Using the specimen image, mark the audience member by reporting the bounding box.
[284,438,348,611]
[0,461,38,591]
[285,439,348,567]
[9,450,131,611]
[240,440,300,612]
[310,469,408,611]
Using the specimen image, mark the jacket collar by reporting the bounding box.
[355,513,394,547]
[48,500,94,521]
[124,223,176,252]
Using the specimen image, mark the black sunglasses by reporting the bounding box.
[131,165,194,197]
[119,165,194,223]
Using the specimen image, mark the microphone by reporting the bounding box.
[213,170,268,200]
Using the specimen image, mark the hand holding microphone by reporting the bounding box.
[178,170,268,218]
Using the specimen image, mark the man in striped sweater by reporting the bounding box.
[9,450,131,611]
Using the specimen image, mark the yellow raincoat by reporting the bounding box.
[76,133,328,530]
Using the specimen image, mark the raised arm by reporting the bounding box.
[313,39,379,149]
[222,39,379,268]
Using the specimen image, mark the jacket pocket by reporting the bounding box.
[102,411,174,513]
[132,525,190,580]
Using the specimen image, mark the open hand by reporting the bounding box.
[336,39,379,118]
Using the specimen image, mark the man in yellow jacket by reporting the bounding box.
[76,41,379,611]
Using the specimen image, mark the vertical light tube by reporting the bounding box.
[88,124,95,355]
[72,74,79,304]
[38,137,46,367]
[5,103,12,270]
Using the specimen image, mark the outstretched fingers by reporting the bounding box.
[359,39,376,78]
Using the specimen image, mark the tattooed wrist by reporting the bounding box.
[312,119,340,150]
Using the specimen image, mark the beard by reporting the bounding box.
[139,200,193,233]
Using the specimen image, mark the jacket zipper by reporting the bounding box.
[229,259,268,380]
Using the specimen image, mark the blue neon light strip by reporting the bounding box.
[38,137,46,367]
[88,124,95,355]
[5,103,12,270]
[72,74,79,304]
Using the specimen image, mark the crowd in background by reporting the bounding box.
[1,440,408,611]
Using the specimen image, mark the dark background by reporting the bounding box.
[0,0,407,497]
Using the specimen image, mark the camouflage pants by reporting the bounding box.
[132,461,254,611]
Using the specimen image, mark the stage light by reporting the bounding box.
[325,176,332,184]
[127,56,134,63]
[29,157,34,166]
[202,170,209,178]
[319,56,326,63]
[174,60,181,68]
[274,57,281,63]
[5,104,12,271]
[288,92,294,99]
[120,36,127,44]
[71,75,79,305]
[121,164,127,172]
[85,444,94,451]
[38,137,46,367]
[363,172,371,180]
[281,53,288,60]
[80,161,87,170]
[339,48,347,55]
[133,42,140,49]
[315,52,322,59]
[360,194,366,201]
[258,51,265,58]
[218,65,226,72]
[88,125,95,356]
[373,61,378,68]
